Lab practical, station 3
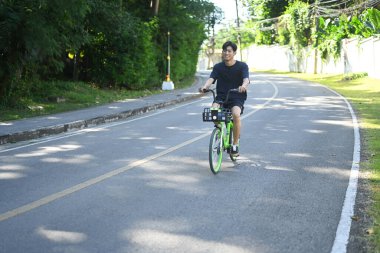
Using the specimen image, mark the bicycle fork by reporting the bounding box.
[225,122,234,151]
[216,122,232,152]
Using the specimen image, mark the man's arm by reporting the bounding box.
[239,77,250,93]
[200,78,215,92]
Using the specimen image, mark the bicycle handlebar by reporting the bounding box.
[199,88,240,105]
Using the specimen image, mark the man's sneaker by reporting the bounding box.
[231,145,239,156]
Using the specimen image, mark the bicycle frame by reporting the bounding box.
[202,88,239,173]
[215,118,234,152]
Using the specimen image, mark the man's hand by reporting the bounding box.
[239,78,249,93]
[199,87,208,93]
[238,85,247,93]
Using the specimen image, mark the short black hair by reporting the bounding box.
[222,41,237,52]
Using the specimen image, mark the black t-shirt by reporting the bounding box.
[210,60,249,101]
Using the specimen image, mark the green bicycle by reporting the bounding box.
[202,88,239,174]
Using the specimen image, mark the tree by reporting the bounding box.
[76,0,160,89]
[284,1,312,49]
[0,0,218,104]
[316,7,380,61]
[240,0,290,45]
[0,0,89,104]
[152,0,160,16]
[243,0,290,20]
[156,0,217,81]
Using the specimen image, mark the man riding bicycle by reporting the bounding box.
[200,41,250,157]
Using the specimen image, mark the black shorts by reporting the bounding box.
[214,98,245,114]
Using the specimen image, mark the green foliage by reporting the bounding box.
[214,22,256,49]
[277,18,291,45]
[157,0,213,82]
[316,8,380,61]
[205,5,223,35]
[242,0,290,45]
[79,1,160,89]
[316,16,347,60]
[342,72,368,81]
[0,0,89,104]
[0,0,218,107]
[240,0,379,62]
[360,8,380,35]
[243,0,289,20]
[283,1,312,56]
[0,79,163,121]
[255,29,275,45]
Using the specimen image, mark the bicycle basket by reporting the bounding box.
[202,108,232,122]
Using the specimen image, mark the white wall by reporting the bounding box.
[198,37,380,79]
[343,37,380,79]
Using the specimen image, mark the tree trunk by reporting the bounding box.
[152,0,159,16]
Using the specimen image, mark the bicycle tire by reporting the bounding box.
[209,127,223,174]
[229,125,238,162]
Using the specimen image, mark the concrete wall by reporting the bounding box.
[343,37,380,79]
[198,36,380,79]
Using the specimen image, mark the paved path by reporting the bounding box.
[0,73,360,253]
[0,73,209,145]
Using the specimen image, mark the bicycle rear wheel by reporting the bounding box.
[209,127,223,174]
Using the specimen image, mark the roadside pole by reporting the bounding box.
[162,31,175,90]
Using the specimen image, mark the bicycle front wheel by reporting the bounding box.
[209,127,223,174]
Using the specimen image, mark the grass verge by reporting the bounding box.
[263,71,379,251]
[0,77,195,122]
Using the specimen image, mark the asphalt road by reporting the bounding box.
[0,73,358,253]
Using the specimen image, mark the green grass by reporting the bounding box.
[0,77,195,122]
[262,71,380,251]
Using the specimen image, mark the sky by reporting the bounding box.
[210,0,248,30]
[211,0,237,21]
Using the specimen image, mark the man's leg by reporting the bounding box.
[212,102,220,108]
[231,106,242,145]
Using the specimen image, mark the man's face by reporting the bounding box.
[222,46,236,61]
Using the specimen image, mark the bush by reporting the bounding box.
[342,72,368,81]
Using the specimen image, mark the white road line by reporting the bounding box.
[264,74,360,253]
[242,79,278,119]
[0,133,210,222]
[327,88,361,253]
[0,80,279,222]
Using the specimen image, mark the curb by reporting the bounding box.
[0,82,206,145]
